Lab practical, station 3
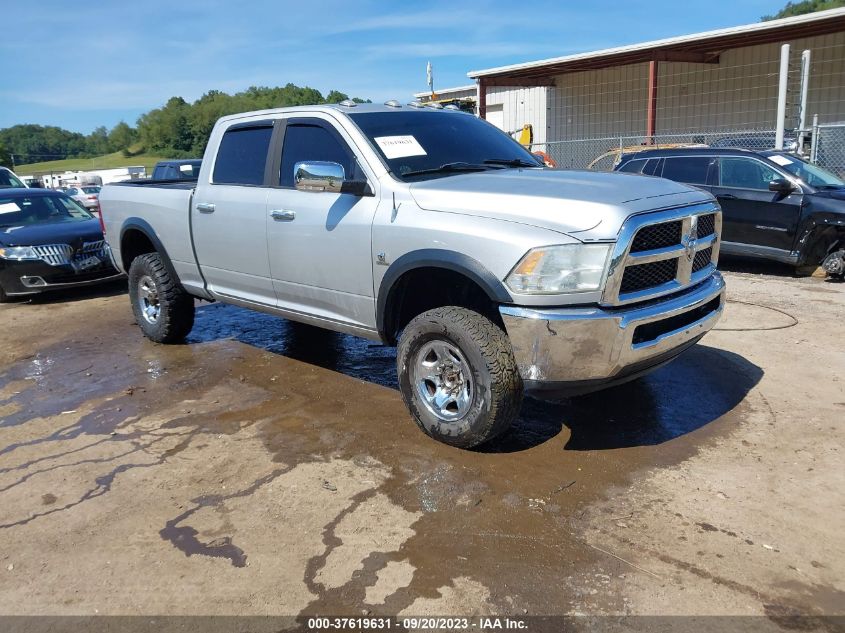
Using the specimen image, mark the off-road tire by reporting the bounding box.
[397,306,523,448]
[128,252,195,343]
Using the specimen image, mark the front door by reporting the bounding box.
[712,156,803,251]
[265,117,380,330]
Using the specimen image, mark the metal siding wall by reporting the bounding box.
[549,63,649,140]
[506,31,845,141]
[485,86,548,144]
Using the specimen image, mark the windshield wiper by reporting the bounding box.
[401,162,497,178]
[483,158,542,168]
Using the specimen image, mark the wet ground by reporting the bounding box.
[0,265,842,625]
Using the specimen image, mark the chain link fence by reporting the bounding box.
[531,125,844,177]
[811,123,845,178]
[531,129,786,171]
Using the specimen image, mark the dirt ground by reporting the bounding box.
[0,261,842,628]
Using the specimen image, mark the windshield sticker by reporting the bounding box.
[769,155,794,166]
[374,135,427,159]
[0,202,21,214]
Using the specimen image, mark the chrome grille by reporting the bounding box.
[693,247,713,273]
[30,241,108,266]
[696,214,716,239]
[630,221,682,253]
[620,259,678,293]
[602,203,722,306]
[31,244,73,266]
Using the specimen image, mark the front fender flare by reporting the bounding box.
[376,249,513,342]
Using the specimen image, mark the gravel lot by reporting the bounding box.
[0,263,842,627]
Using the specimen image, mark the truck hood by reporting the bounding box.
[408,169,713,240]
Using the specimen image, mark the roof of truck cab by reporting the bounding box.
[216,102,468,124]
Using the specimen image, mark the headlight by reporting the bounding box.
[0,246,40,260]
[506,243,612,294]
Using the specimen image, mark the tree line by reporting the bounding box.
[0,84,368,168]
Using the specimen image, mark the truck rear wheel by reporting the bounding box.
[128,253,195,343]
[397,306,523,448]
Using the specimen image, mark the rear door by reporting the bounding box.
[711,156,802,250]
[659,155,717,193]
[192,121,276,304]
[264,116,380,330]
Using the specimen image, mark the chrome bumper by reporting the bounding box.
[499,272,725,389]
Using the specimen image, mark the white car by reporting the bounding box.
[64,185,101,211]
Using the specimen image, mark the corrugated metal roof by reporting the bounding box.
[468,7,845,80]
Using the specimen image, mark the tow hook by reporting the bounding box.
[821,249,845,280]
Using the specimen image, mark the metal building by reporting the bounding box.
[464,8,845,169]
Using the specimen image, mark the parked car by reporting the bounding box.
[64,185,101,211]
[152,159,202,180]
[587,143,705,171]
[615,147,845,277]
[100,103,725,448]
[0,189,122,302]
[0,167,27,189]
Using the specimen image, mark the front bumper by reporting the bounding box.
[499,272,725,395]
[0,250,124,297]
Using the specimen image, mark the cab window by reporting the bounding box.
[213,125,273,186]
[279,123,359,188]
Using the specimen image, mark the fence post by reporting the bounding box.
[798,49,811,155]
[810,113,819,164]
[775,44,790,151]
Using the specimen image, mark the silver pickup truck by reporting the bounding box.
[100,102,725,448]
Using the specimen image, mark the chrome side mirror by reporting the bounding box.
[294,161,345,193]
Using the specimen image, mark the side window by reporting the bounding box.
[618,159,646,173]
[719,158,779,190]
[642,158,662,176]
[213,125,273,186]
[661,157,713,185]
[279,123,358,188]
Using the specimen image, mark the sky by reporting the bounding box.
[0,0,781,135]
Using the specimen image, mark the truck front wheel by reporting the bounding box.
[397,306,523,448]
[128,252,195,343]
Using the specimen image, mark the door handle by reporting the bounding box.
[716,194,737,200]
[270,209,296,221]
[196,202,216,213]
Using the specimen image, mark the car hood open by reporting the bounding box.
[409,169,713,240]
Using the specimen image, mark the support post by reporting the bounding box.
[798,49,811,154]
[477,78,487,119]
[775,44,791,150]
[810,113,819,163]
[647,60,658,143]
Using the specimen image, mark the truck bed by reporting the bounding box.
[99,181,200,290]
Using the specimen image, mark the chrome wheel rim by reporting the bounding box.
[137,275,160,324]
[411,340,473,421]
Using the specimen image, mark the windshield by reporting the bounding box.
[767,153,844,187]
[0,194,93,228]
[81,186,101,194]
[0,169,25,188]
[348,110,541,181]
